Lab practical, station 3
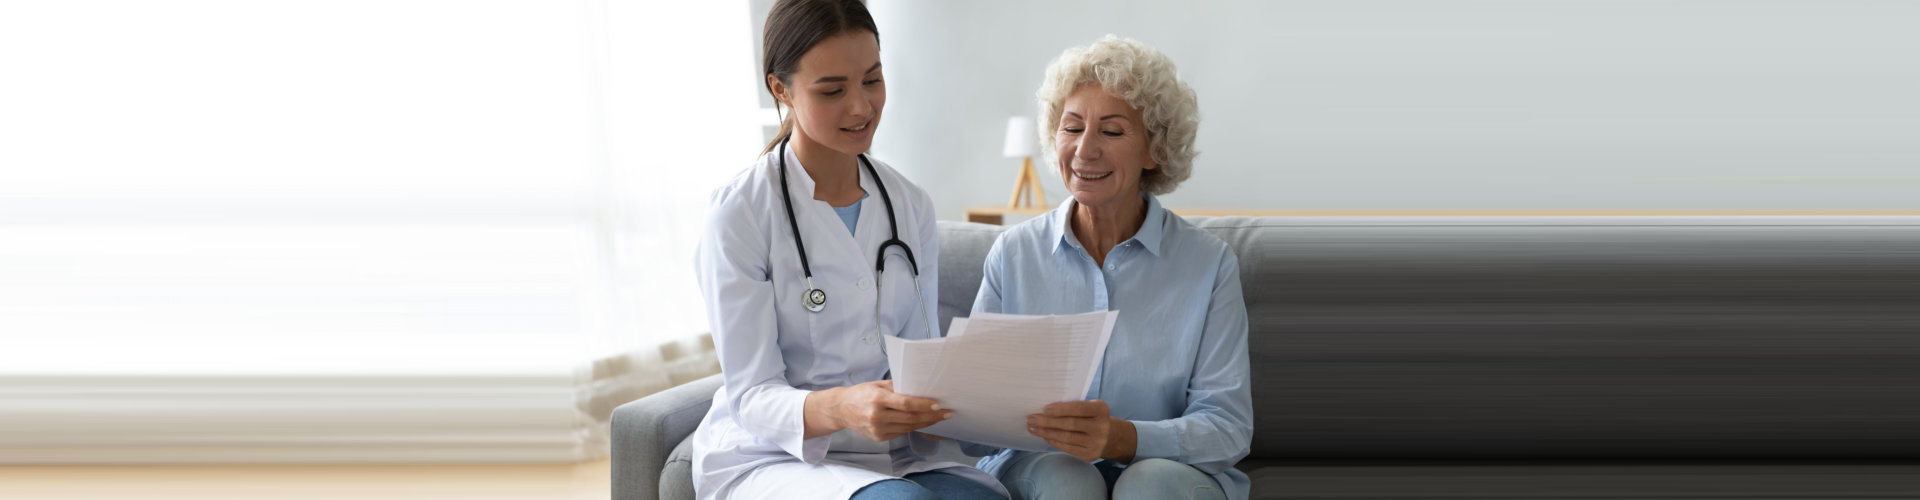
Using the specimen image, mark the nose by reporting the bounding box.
[848,87,873,120]
[1072,131,1099,162]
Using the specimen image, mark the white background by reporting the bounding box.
[827,0,1920,218]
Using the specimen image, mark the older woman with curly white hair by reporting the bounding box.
[960,35,1253,500]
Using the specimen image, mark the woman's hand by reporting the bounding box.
[807,380,951,442]
[1027,400,1136,462]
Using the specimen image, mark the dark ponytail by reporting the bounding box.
[760,0,880,154]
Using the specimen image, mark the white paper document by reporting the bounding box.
[883,310,1119,451]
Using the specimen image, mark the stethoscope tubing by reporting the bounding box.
[775,136,923,316]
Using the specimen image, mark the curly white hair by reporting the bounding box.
[1036,35,1200,195]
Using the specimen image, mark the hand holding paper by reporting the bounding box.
[883,310,1119,451]
[1027,399,1130,462]
[806,379,951,442]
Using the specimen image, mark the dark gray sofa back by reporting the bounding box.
[936,216,1920,460]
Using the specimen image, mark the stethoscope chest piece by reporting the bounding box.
[803,287,827,313]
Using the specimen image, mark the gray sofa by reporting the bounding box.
[615,216,1920,499]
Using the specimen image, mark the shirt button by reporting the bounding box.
[863,336,874,344]
[1106,263,1116,271]
[857,277,873,290]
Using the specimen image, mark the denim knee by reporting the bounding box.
[1110,458,1223,500]
[999,451,1104,500]
[850,478,942,500]
[903,470,1007,500]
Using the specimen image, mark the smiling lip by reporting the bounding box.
[1072,170,1112,180]
[841,120,871,139]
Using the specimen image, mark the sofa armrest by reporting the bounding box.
[612,373,723,500]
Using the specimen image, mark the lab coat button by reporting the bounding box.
[857,277,873,290]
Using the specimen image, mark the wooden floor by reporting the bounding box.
[1,459,612,500]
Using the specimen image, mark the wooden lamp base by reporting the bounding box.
[1007,157,1048,209]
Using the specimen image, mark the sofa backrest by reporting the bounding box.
[936,216,1920,459]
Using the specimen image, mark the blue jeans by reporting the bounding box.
[849,469,1006,500]
[995,451,1224,500]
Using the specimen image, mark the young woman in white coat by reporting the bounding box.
[686,1,1005,499]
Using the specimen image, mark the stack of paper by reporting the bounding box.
[883,310,1119,451]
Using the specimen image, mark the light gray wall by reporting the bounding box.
[751,0,1920,220]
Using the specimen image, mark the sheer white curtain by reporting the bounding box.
[574,0,762,441]
[0,0,755,462]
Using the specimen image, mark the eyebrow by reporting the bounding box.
[812,62,883,84]
[1064,111,1131,122]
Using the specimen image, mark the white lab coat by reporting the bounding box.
[687,147,1005,500]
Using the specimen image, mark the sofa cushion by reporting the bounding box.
[1239,459,1920,499]
[1248,218,1920,459]
[659,436,695,500]
[935,220,1007,337]
[937,216,1920,460]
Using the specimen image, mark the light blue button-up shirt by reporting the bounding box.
[966,193,1253,499]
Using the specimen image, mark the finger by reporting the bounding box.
[854,426,894,443]
[1029,415,1090,433]
[1043,401,1106,418]
[1041,402,1084,418]
[869,408,917,425]
[883,420,942,437]
[878,424,916,439]
[884,392,942,412]
[1027,425,1089,443]
[874,380,894,392]
[877,408,951,427]
[903,409,952,427]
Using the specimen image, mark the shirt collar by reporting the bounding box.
[1133,192,1167,256]
[1049,191,1167,257]
[1048,197,1079,256]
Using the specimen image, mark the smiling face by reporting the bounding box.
[769,31,885,157]
[1054,83,1156,210]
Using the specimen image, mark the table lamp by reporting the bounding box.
[1002,116,1046,209]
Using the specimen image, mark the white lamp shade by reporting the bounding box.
[1002,116,1037,158]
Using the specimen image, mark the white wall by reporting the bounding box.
[789,0,1920,220]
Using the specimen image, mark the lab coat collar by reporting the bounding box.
[781,143,881,235]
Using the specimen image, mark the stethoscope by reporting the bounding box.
[776,136,931,339]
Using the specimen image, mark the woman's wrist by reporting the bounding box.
[1101,416,1137,462]
[801,387,845,439]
